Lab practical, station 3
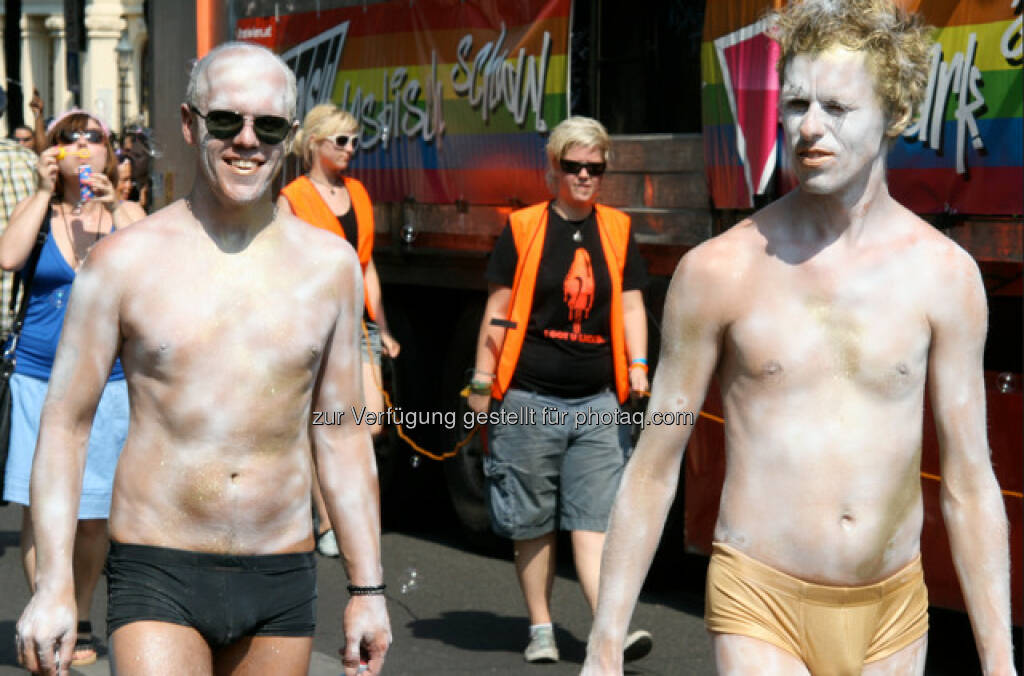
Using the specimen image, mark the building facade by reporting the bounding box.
[0,0,146,136]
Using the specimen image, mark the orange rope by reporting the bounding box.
[362,321,475,462]
[920,471,1023,499]
[358,330,1024,498]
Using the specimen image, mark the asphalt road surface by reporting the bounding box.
[0,477,1018,675]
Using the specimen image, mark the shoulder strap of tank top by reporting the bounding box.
[8,208,53,335]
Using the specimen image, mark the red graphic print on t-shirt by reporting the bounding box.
[543,247,606,345]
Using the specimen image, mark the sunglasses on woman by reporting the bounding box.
[188,105,293,145]
[328,134,359,150]
[559,159,607,176]
[59,129,105,145]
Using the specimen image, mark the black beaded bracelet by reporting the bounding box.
[347,584,387,596]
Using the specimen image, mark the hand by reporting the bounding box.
[16,588,77,676]
[467,391,490,415]
[36,147,60,193]
[341,594,391,675]
[83,170,118,210]
[380,331,400,358]
[30,89,44,118]
[629,366,649,397]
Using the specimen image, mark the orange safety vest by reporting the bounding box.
[280,175,377,321]
[492,202,632,404]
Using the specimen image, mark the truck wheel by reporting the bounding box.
[442,303,507,555]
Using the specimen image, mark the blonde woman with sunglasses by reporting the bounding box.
[278,103,400,559]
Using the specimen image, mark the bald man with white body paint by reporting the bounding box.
[582,1,1017,675]
[15,43,390,676]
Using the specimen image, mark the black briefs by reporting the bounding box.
[105,541,317,647]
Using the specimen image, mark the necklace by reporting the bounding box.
[551,202,587,242]
[57,203,106,269]
[310,175,344,197]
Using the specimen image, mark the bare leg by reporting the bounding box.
[514,533,557,625]
[214,635,313,676]
[111,621,214,675]
[73,519,109,622]
[570,530,605,614]
[20,507,35,592]
[862,636,927,676]
[712,633,811,676]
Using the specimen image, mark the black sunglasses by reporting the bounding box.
[328,134,359,150]
[59,129,105,145]
[189,105,293,145]
[559,159,607,176]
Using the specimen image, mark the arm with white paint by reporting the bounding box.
[310,252,391,676]
[928,248,1017,676]
[15,236,125,675]
[583,248,727,675]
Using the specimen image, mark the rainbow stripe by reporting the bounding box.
[237,0,571,205]
[701,0,1023,215]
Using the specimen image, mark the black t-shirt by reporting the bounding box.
[485,203,647,398]
[337,208,371,321]
[337,208,358,250]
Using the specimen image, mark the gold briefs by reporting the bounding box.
[705,542,928,675]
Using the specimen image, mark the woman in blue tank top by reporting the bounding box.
[0,110,145,666]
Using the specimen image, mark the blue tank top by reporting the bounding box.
[13,212,124,381]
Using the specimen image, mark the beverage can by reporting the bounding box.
[78,164,94,203]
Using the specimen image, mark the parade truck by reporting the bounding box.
[148,0,1021,622]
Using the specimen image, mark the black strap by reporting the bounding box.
[5,210,52,358]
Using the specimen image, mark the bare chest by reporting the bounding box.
[121,258,338,378]
[723,261,931,397]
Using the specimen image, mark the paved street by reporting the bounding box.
[0,478,1017,675]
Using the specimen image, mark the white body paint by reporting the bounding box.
[582,45,1015,676]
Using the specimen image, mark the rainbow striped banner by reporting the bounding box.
[236,0,571,205]
[702,0,1022,215]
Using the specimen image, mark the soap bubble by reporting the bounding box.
[399,567,419,594]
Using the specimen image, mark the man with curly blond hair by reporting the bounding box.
[582,1,1017,674]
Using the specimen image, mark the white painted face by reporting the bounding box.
[557,144,604,209]
[779,47,888,196]
[191,50,293,207]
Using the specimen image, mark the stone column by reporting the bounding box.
[121,3,146,127]
[83,0,124,131]
[20,14,49,125]
[45,14,72,116]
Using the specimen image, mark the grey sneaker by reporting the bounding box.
[523,626,559,663]
[623,629,653,662]
[316,529,340,558]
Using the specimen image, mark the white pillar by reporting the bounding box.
[83,0,124,131]
[122,3,146,127]
[45,15,72,116]
[20,14,49,124]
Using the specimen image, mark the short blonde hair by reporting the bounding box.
[544,116,611,192]
[772,0,933,137]
[292,103,359,169]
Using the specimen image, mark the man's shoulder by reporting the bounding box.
[277,210,359,265]
[888,202,979,276]
[0,139,36,165]
[678,216,762,279]
[0,137,33,155]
